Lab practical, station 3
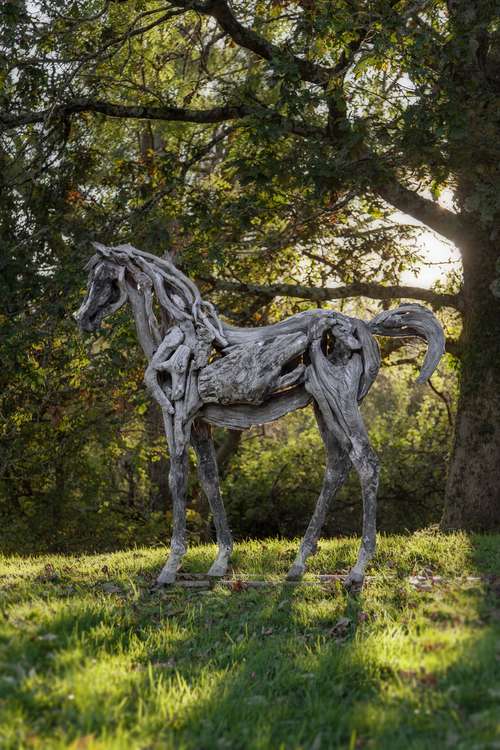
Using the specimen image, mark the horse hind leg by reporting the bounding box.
[287,408,351,581]
[304,355,379,591]
[191,419,233,578]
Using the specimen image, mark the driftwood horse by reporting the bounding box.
[75,243,445,589]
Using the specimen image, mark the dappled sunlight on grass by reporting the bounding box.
[0,532,498,749]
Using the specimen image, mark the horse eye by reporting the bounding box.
[108,280,121,303]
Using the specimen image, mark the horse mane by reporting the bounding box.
[88,242,227,347]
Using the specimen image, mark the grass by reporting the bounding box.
[0,531,499,750]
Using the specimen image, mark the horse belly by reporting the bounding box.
[197,333,307,406]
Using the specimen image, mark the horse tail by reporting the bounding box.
[368,303,445,384]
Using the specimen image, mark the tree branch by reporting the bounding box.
[200,276,462,310]
[167,0,464,252]
[427,377,454,425]
[0,98,323,139]
[168,0,334,84]
[0,100,249,129]
[374,177,464,246]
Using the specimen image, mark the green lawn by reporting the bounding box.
[0,531,499,750]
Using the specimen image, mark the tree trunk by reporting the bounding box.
[441,234,500,530]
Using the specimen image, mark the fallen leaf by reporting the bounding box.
[423,642,445,653]
[397,669,438,687]
[37,564,59,582]
[230,579,247,592]
[328,617,351,640]
[419,672,438,687]
[397,669,418,681]
[102,582,122,594]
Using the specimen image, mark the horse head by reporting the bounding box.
[75,243,128,332]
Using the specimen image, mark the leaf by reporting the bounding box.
[328,617,351,640]
[101,582,122,594]
[230,579,247,592]
[422,642,445,653]
[397,669,438,687]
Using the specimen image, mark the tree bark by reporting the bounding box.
[442,234,500,530]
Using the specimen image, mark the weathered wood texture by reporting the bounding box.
[75,243,445,590]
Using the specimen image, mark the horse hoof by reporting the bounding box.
[155,571,177,587]
[207,548,232,578]
[207,565,227,579]
[344,571,364,593]
[286,563,305,581]
[149,581,169,594]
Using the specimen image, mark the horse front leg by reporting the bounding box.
[156,415,189,586]
[344,436,380,591]
[191,419,233,578]
[287,409,351,581]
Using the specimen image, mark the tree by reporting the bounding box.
[1,0,499,529]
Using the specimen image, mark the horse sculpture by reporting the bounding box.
[75,242,445,589]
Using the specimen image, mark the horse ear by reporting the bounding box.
[92,241,112,258]
[84,254,100,272]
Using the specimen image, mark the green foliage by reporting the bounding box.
[0,533,498,749]
[4,0,494,548]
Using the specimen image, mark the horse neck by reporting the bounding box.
[125,277,158,361]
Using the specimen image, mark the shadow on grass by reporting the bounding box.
[0,535,498,750]
[146,535,500,750]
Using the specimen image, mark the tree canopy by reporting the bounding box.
[1,0,499,544]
